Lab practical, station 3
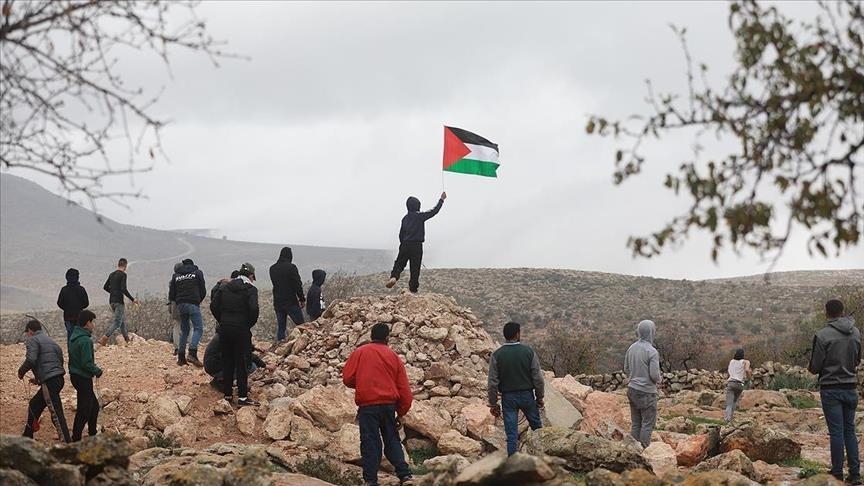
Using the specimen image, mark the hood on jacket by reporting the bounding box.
[65,268,80,285]
[225,277,252,292]
[406,196,421,212]
[312,269,326,286]
[636,319,655,344]
[277,247,293,263]
[176,263,199,274]
[174,262,182,273]
[828,316,856,335]
[70,324,92,343]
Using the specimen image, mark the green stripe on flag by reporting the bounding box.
[444,158,499,178]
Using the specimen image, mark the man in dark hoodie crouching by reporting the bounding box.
[306,269,326,320]
[808,299,860,484]
[386,192,446,293]
[269,247,305,341]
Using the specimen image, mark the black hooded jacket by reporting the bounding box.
[210,277,259,331]
[57,269,89,322]
[169,263,206,305]
[269,247,304,308]
[399,197,443,243]
[306,269,326,320]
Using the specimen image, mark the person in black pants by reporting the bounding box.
[18,319,71,443]
[57,267,89,344]
[68,310,103,441]
[386,192,446,293]
[210,263,260,407]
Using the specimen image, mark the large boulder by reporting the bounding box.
[523,426,648,473]
[459,401,506,450]
[452,451,559,485]
[673,429,719,467]
[336,424,362,463]
[542,384,583,430]
[549,375,592,412]
[693,449,757,481]
[163,417,198,447]
[263,406,294,441]
[720,421,801,463]
[579,391,630,439]
[736,390,791,410]
[642,441,677,476]
[289,415,331,450]
[294,385,356,433]
[235,406,260,436]
[147,394,182,431]
[0,435,56,480]
[403,400,452,441]
[437,430,484,458]
[678,470,759,485]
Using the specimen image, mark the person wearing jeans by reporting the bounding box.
[169,258,207,366]
[624,319,661,448]
[177,303,204,364]
[808,299,861,484]
[343,323,413,486]
[724,348,752,424]
[99,258,136,346]
[487,321,545,456]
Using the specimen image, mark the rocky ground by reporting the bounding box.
[1,292,862,485]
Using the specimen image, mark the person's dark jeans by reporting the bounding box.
[357,404,411,485]
[23,375,71,443]
[71,374,99,441]
[627,387,657,448]
[219,327,251,398]
[501,390,543,456]
[820,388,860,481]
[177,303,204,351]
[64,321,75,345]
[274,305,305,341]
[104,302,128,341]
[390,241,423,293]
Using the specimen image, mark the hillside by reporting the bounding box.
[0,173,392,312]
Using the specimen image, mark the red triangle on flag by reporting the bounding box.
[442,126,471,169]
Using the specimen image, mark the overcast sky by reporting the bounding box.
[8,1,863,280]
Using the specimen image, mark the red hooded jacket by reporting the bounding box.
[342,342,413,416]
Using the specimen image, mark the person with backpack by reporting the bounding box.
[68,310,103,442]
[269,247,305,340]
[386,192,446,293]
[169,258,207,367]
[306,269,327,320]
[210,263,260,407]
[57,268,89,345]
[18,319,71,443]
[99,258,137,346]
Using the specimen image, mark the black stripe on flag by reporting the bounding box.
[446,126,498,152]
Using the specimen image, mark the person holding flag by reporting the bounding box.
[385,192,446,293]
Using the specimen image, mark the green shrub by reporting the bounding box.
[780,457,824,478]
[408,446,438,476]
[296,457,362,486]
[688,416,724,426]
[767,373,817,391]
[788,395,819,409]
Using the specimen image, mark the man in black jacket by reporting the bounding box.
[57,268,89,344]
[99,258,137,346]
[18,319,71,443]
[306,269,326,320]
[210,263,260,406]
[169,258,207,367]
[269,247,305,341]
[203,333,272,389]
[386,192,446,293]
[808,299,861,484]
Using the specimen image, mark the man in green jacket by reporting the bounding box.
[69,310,103,441]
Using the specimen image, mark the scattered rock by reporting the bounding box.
[235,406,259,436]
[213,399,235,416]
[524,426,648,473]
[437,430,483,458]
[294,385,356,432]
[693,449,757,481]
[642,441,677,476]
[263,406,294,441]
[720,421,802,463]
[164,417,198,447]
[147,394,182,431]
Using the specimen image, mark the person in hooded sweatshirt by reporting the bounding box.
[68,310,103,442]
[386,192,446,293]
[168,262,182,356]
[624,319,661,448]
[808,299,860,484]
[57,268,89,344]
[269,247,305,341]
[169,258,206,367]
[306,269,326,320]
[18,319,71,443]
[210,263,260,406]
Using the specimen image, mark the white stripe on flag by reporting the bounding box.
[464,143,499,163]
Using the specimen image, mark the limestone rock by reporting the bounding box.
[524,426,648,473]
[437,430,483,458]
[174,395,193,416]
[336,424,362,463]
[263,406,294,441]
[147,395,182,431]
[720,421,801,463]
[0,435,57,479]
[235,406,259,436]
[295,385,356,432]
[579,391,630,440]
[550,374,593,412]
[453,451,559,485]
[678,469,759,485]
[675,433,715,467]
[642,441,677,476]
[213,399,234,415]
[164,417,198,447]
[290,415,331,450]
[693,449,757,480]
[542,384,583,429]
[736,390,791,410]
[403,400,452,441]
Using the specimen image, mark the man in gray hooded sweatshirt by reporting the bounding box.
[808,299,860,484]
[624,319,661,448]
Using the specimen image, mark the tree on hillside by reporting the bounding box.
[587,0,863,264]
[0,0,233,211]
[531,321,600,376]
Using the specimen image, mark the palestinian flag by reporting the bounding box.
[442,126,499,178]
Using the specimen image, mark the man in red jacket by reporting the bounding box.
[343,323,413,486]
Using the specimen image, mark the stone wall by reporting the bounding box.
[572,362,864,394]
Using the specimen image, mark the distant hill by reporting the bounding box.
[0,173,392,312]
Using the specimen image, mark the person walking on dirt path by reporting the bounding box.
[343,323,414,486]
[18,319,71,443]
[68,310,103,442]
[487,321,544,456]
[386,192,446,293]
[210,263,260,407]
[168,262,182,356]
[57,268,89,345]
[808,299,861,485]
[306,269,327,320]
[724,348,752,424]
[269,247,305,341]
[169,258,207,367]
[624,319,662,448]
[99,258,137,346]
